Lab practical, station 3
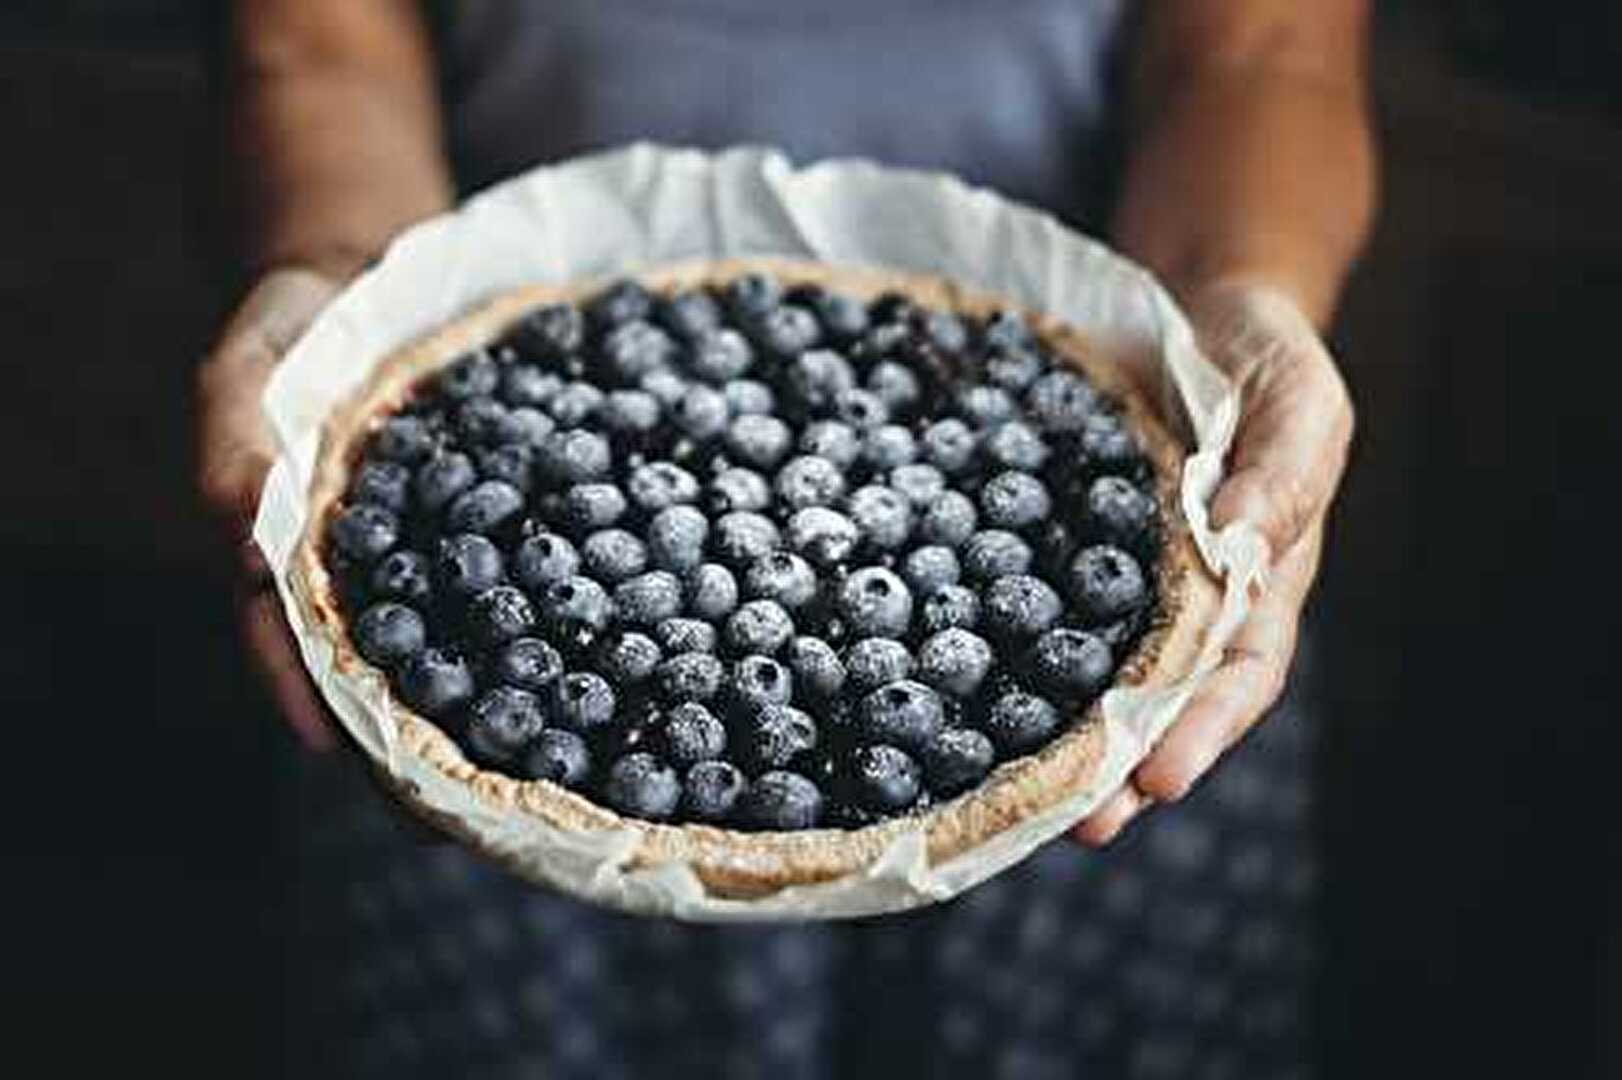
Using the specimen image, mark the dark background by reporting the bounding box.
[1,2,1617,1076]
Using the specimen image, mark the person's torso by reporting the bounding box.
[435,0,1130,226]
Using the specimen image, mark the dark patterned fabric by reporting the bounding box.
[282,648,1319,1079]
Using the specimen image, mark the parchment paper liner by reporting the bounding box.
[253,144,1265,921]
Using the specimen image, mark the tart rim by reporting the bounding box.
[290,255,1217,900]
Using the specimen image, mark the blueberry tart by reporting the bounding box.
[292,257,1215,898]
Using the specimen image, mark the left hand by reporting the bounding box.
[1073,279,1354,846]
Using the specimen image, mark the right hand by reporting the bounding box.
[196,267,345,751]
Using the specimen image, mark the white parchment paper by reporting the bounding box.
[253,144,1264,921]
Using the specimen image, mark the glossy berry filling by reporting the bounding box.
[326,272,1163,830]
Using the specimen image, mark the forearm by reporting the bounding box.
[227,0,453,280]
[1111,5,1377,327]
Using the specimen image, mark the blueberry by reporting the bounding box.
[493,637,564,692]
[916,490,979,548]
[670,384,730,440]
[786,508,860,568]
[724,599,795,655]
[853,320,910,364]
[656,288,723,340]
[580,528,648,583]
[539,576,614,636]
[510,302,584,361]
[869,291,918,325]
[917,628,993,697]
[506,407,556,448]
[860,425,918,470]
[982,690,1063,754]
[748,304,821,359]
[646,505,710,572]
[684,563,739,621]
[857,680,944,754]
[849,744,922,812]
[396,647,476,719]
[518,728,591,786]
[499,364,563,409]
[983,574,1063,639]
[372,415,436,464]
[774,455,847,510]
[918,584,981,634]
[798,420,861,469]
[369,550,432,605]
[961,530,1033,581]
[1077,412,1146,479]
[537,429,611,483]
[674,761,743,823]
[979,471,1052,529]
[593,630,662,684]
[738,705,817,773]
[348,459,410,511]
[784,348,854,409]
[330,504,399,563]
[412,452,477,514]
[847,486,913,551]
[724,414,793,470]
[614,570,684,627]
[465,687,547,765]
[980,309,1034,353]
[724,379,776,415]
[600,320,677,382]
[725,272,783,320]
[603,752,680,820]
[454,396,521,447]
[785,636,846,700]
[446,479,525,533]
[737,770,823,830]
[587,279,653,330]
[865,361,921,412]
[1030,628,1113,701]
[474,443,534,493]
[844,637,915,692]
[707,467,771,515]
[466,585,536,647]
[656,651,725,703]
[599,389,662,436]
[901,545,961,594]
[627,461,699,512]
[804,289,869,345]
[917,309,969,353]
[511,531,579,591]
[549,671,617,732]
[1083,476,1156,549]
[353,602,426,669]
[833,388,889,430]
[1025,370,1097,432]
[985,345,1044,393]
[921,418,978,473]
[730,654,794,712]
[712,511,781,567]
[888,463,946,509]
[639,367,690,408]
[743,551,817,609]
[920,729,994,800]
[546,381,605,426]
[837,567,913,638]
[651,702,725,768]
[436,350,500,401]
[1069,544,1148,624]
[653,617,714,655]
[560,483,627,534]
[983,421,1050,472]
[957,385,1016,429]
[433,533,504,597]
[686,327,754,383]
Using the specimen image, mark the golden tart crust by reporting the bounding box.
[291,256,1218,900]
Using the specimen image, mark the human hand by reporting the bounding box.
[196,267,345,751]
[1074,280,1354,846]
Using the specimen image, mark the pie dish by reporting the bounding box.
[290,255,1216,899]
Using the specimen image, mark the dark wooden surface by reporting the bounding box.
[0,17,1616,1078]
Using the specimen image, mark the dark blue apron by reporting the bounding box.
[287,6,1322,1077]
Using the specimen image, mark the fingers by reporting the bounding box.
[1132,522,1321,803]
[1072,785,1150,848]
[239,588,337,753]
